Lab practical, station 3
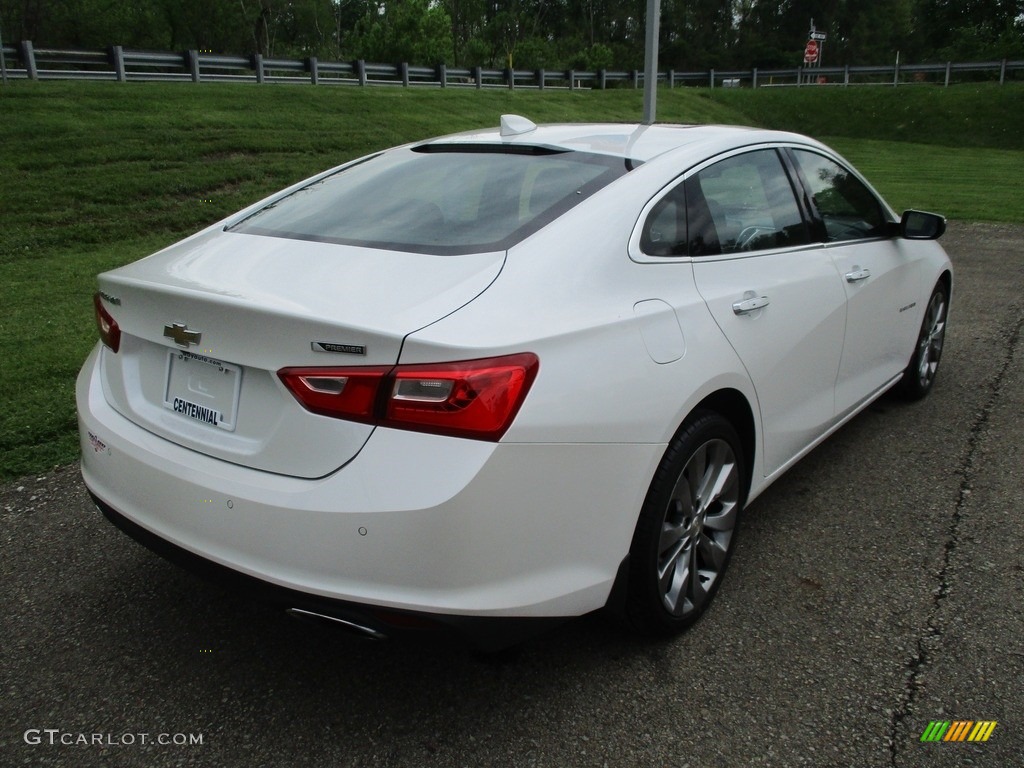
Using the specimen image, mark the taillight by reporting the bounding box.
[93,293,121,353]
[278,353,539,442]
[385,355,539,440]
[278,366,391,424]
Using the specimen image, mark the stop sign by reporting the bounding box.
[804,39,819,63]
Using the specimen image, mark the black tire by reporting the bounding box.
[897,281,949,400]
[626,410,746,637]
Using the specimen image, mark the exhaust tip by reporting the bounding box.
[285,607,388,641]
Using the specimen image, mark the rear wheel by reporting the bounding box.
[626,411,745,637]
[897,281,948,400]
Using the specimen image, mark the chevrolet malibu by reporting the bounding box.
[78,116,951,649]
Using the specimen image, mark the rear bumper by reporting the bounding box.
[91,491,565,650]
[78,344,662,635]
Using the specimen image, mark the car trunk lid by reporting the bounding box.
[94,230,504,478]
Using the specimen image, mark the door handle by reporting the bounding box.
[732,295,771,315]
[845,266,871,283]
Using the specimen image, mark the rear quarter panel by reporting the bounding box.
[401,172,760,451]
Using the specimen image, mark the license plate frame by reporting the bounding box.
[163,350,242,432]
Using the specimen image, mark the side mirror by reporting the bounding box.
[899,210,946,240]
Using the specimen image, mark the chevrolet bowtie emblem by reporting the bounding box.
[164,322,202,348]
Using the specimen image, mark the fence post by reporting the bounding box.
[1000,58,1006,85]
[21,40,38,80]
[844,64,850,86]
[537,68,544,89]
[356,59,367,86]
[187,49,200,82]
[567,69,575,90]
[944,61,951,87]
[751,67,757,89]
[0,21,7,85]
[474,66,482,89]
[632,69,640,88]
[599,69,606,89]
[400,61,409,87]
[438,63,446,88]
[893,58,900,86]
[310,57,319,85]
[709,68,714,88]
[111,45,126,82]
[669,69,675,88]
[254,53,264,83]
[797,66,803,87]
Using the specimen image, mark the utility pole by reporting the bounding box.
[642,0,661,124]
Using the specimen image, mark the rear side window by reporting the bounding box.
[640,185,687,256]
[640,149,809,257]
[791,149,887,242]
[228,146,628,255]
[686,149,809,256]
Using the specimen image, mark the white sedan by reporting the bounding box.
[78,116,951,649]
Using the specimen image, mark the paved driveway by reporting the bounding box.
[2,221,1022,767]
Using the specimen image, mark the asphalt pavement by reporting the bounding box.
[2,221,1022,767]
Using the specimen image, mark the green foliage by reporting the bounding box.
[1,0,365,59]
[0,80,1022,479]
[916,0,1024,59]
[573,44,615,72]
[934,24,1024,62]
[3,0,1021,72]
[347,0,453,65]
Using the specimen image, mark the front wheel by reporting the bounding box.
[897,281,948,400]
[626,411,745,637]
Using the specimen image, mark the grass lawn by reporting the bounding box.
[1,81,1022,479]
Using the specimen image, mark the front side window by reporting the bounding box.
[228,146,628,255]
[791,149,887,242]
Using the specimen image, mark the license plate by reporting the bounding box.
[163,351,242,432]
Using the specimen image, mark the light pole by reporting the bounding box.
[642,0,661,124]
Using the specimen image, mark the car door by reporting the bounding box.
[789,148,924,417]
[684,149,848,477]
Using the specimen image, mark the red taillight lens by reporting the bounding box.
[277,366,391,424]
[278,353,539,442]
[93,293,121,353]
[384,354,539,440]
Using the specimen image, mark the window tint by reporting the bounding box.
[640,150,809,258]
[640,185,687,256]
[685,150,809,256]
[792,149,887,242]
[229,146,628,255]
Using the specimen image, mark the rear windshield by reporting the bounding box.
[227,145,629,254]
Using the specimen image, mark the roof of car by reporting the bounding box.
[424,117,810,164]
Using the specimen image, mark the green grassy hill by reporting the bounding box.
[704,84,1024,150]
[1,81,1021,478]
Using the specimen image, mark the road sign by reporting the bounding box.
[810,31,827,41]
[804,39,819,63]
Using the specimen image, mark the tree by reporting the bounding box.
[347,0,453,64]
[915,0,1024,60]
[1,0,1020,70]
[661,0,737,70]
